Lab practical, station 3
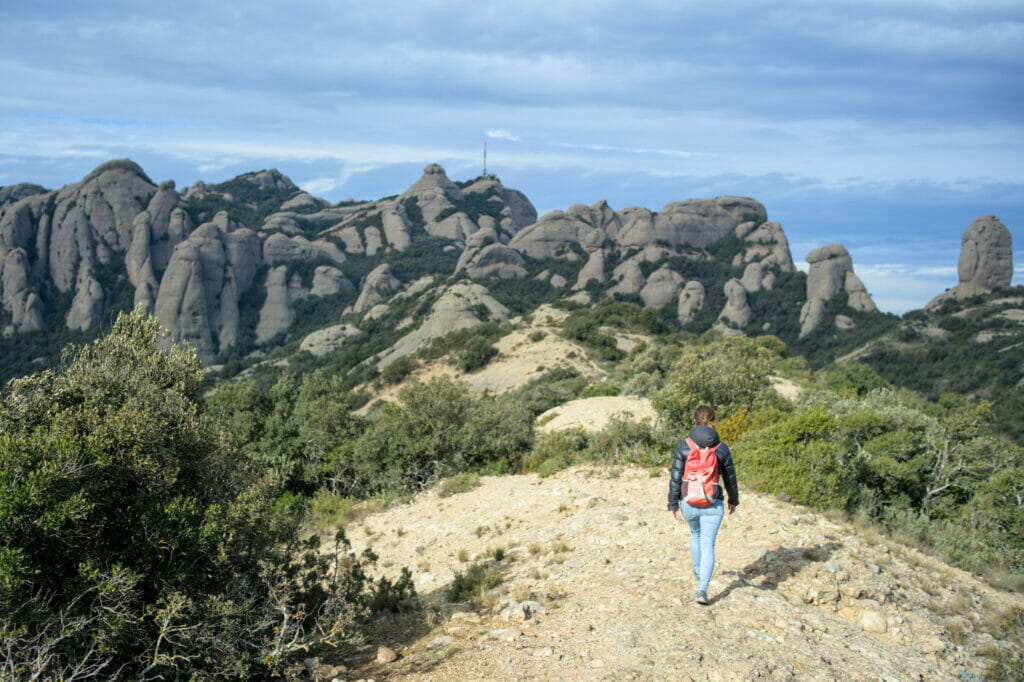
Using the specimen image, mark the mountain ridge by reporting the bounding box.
[0,159,878,372]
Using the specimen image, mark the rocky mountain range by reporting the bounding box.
[0,160,1013,381]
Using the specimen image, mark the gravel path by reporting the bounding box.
[322,466,1020,681]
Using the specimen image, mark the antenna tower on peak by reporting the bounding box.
[483,140,487,176]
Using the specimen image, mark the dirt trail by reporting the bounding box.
[327,466,1020,681]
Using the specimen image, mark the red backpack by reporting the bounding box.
[683,437,720,507]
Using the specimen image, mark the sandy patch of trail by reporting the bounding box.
[536,396,658,434]
[327,466,1018,681]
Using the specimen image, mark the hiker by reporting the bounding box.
[668,405,739,605]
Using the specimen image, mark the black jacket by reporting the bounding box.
[667,425,739,510]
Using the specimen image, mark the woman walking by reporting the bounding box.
[668,405,739,604]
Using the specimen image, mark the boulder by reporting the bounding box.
[465,244,527,279]
[354,263,401,313]
[655,197,767,248]
[739,221,795,272]
[615,207,657,249]
[639,264,683,308]
[262,214,301,234]
[957,215,1012,295]
[845,270,875,312]
[2,248,44,332]
[431,211,478,242]
[310,266,353,296]
[0,183,46,204]
[399,163,462,224]
[154,222,263,363]
[65,262,105,331]
[607,259,645,297]
[363,226,383,256]
[741,261,766,293]
[280,191,322,210]
[573,249,605,290]
[154,241,217,363]
[806,243,852,301]
[300,323,363,357]
[381,203,412,251]
[507,210,590,260]
[801,243,877,336]
[677,280,705,325]
[713,278,751,335]
[799,298,827,338]
[335,226,363,253]
[255,266,297,344]
[455,227,499,273]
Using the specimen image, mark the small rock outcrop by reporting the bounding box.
[154,220,263,363]
[927,215,1013,308]
[2,248,44,333]
[376,281,510,368]
[714,278,751,335]
[354,264,402,314]
[299,323,363,357]
[464,244,527,280]
[639,264,683,308]
[677,280,705,325]
[800,244,876,337]
[958,215,1013,294]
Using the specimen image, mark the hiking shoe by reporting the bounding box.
[696,591,709,605]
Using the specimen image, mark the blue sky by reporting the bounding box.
[1,1,1021,313]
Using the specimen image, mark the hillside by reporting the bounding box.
[310,466,1024,681]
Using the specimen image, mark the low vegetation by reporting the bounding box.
[3,305,1022,677]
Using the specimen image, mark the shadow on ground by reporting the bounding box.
[712,542,840,605]
[339,557,516,680]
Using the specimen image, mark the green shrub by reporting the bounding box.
[0,311,393,678]
[457,336,499,372]
[819,361,892,397]
[333,377,532,496]
[537,456,569,478]
[447,563,502,602]
[581,416,668,467]
[438,472,481,498]
[525,429,589,475]
[309,489,357,530]
[381,355,416,385]
[653,336,784,430]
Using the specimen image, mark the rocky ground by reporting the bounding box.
[310,466,1023,681]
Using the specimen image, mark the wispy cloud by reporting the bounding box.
[300,164,380,196]
[487,130,520,142]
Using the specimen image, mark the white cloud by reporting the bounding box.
[487,130,520,142]
[300,164,380,196]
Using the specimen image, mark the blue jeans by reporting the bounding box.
[680,499,724,593]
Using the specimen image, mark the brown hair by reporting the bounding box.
[693,405,716,426]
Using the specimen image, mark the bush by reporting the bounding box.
[581,416,668,467]
[457,336,499,372]
[381,355,416,384]
[309,489,357,530]
[653,336,784,430]
[447,563,502,602]
[438,472,481,498]
[0,311,393,678]
[524,429,590,475]
[332,377,533,496]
